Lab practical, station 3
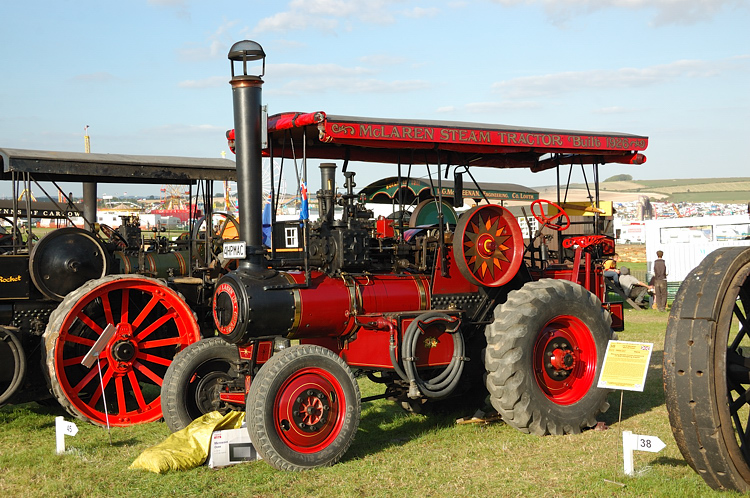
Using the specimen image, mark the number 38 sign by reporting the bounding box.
[622,430,666,475]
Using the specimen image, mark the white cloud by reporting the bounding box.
[147,0,186,6]
[270,63,374,78]
[401,7,440,18]
[359,54,408,66]
[178,20,238,61]
[464,101,542,112]
[492,57,748,98]
[253,0,403,34]
[273,77,429,95]
[491,0,744,26]
[147,0,190,20]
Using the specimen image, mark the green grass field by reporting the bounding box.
[0,309,736,497]
[595,177,750,204]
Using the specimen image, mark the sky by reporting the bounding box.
[1,0,748,198]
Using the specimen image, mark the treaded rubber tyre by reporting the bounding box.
[162,337,241,433]
[43,274,200,426]
[0,326,26,406]
[247,344,361,471]
[485,279,613,435]
[663,246,750,492]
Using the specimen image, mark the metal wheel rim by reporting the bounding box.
[54,279,198,425]
[533,315,597,405]
[273,367,346,453]
[717,266,750,469]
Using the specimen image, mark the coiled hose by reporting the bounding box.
[390,312,465,399]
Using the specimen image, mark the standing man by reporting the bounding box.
[653,250,668,312]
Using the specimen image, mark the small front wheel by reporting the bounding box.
[246,344,361,471]
[161,337,242,433]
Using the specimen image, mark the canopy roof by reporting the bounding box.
[0,148,237,184]
[264,112,648,172]
[360,177,538,206]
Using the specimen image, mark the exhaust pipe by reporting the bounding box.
[317,163,337,224]
[228,40,266,272]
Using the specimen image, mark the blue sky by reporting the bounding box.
[1,0,748,197]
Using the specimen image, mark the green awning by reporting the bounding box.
[359,177,538,206]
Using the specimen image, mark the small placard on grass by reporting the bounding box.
[597,341,653,392]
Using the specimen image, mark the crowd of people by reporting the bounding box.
[603,251,668,311]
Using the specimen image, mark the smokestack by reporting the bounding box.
[317,163,337,224]
[228,40,266,271]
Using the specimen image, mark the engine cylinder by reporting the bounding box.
[212,269,431,345]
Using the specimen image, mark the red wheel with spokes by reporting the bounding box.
[247,344,361,471]
[453,204,524,287]
[43,275,200,426]
[485,279,613,435]
[530,199,570,231]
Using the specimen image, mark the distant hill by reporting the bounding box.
[590,177,750,203]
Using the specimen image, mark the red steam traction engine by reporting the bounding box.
[161,40,649,471]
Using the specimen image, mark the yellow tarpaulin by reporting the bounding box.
[130,411,245,474]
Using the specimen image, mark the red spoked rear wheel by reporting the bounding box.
[43,275,200,426]
[453,204,524,287]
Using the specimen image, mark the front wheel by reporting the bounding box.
[247,344,361,471]
[485,279,613,435]
[161,337,242,433]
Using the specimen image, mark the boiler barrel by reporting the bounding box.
[113,251,190,279]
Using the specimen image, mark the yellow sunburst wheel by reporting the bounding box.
[453,204,524,287]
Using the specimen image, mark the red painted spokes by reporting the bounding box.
[273,367,346,453]
[54,277,200,425]
[453,204,524,287]
[532,315,596,405]
[530,199,570,231]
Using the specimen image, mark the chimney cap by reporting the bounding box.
[228,40,265,62]
[229,40,266,79]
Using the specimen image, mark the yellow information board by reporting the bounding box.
[597,341,654,392]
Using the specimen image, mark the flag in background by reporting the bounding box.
[299,182,309,221]
[262,191,272,247]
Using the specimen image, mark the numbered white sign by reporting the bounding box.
[635,434,666,453]
[55,416,79,454]
[622,430,666,475]
[223,241,247,259]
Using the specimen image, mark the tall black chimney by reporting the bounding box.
[228,40,266,271]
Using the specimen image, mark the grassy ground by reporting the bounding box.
[0,309,736,497]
